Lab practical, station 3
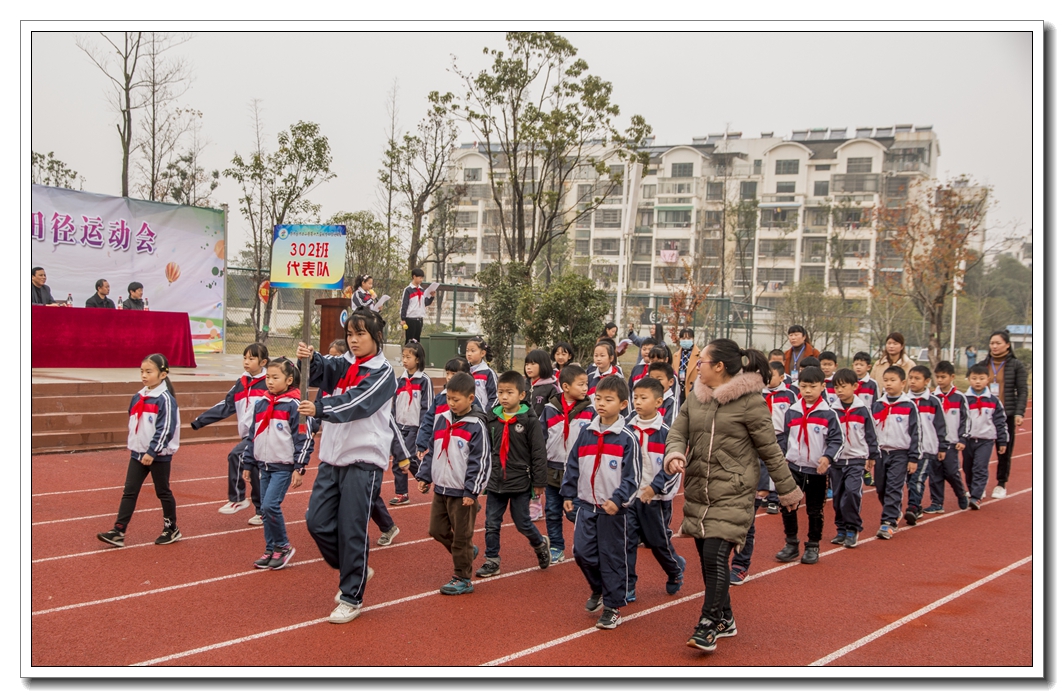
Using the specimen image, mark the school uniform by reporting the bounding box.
[831,399,879,535]
[560,415,640,611]
[870,394,921,527]
[784,374,802,400]
[483,403,548,562]
[586,364,624,398]
[905,389,949,518]
[779,396,844,545]
[540,394,593,554]
[115,383,180,532]
[856,375,880,408]
[929,386,971,510]
[415,391,485,456]
[241,389,315,552]
[415,407,492,581]
[658,388,677,427]
[400,283,434,343]
[625,413,684,595]
[304,349,410,608]
[962,388,1009,501]
[191,370,268,511]
[470,360,499,411]
[351,287,374,310]
[627,359,650,396]
[528,376,559,418]
[391,371,433,496]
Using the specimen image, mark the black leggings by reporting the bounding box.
[995,416,1018,486]
[115,457,176,531]
[694,537,733,623]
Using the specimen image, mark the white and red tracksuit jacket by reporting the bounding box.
[127,383,180,460]
[963,388,1009,447]
[191,369,267,439]
[780,395,844,474]
[626,412,681,501]
[933,385,970,445]
[559,414,639,511]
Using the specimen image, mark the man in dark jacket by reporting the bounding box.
[85,279,116,309]
[31,267,59,306]
[123,281,146,310]
[978,330,1029,498]
[476,371,551,577]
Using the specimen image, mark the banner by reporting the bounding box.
[30,185,226,352]
[269,225,346,289]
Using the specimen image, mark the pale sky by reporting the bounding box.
[30,30,1035,258]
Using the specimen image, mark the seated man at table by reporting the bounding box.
[122,282,145,310]
[31,267,60,306]
[85,279,116,309]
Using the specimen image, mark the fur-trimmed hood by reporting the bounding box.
[691,371,766,405]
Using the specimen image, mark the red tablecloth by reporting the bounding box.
[31,306,197,368]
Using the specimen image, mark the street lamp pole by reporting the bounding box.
[615,161,644,325]
[949,258,966,365]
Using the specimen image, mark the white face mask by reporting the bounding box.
[680,340,694,350]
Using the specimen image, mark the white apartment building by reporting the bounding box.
[432,125,979,339]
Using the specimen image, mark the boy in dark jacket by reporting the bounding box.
[476,371,552,576]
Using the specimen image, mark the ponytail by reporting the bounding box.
[706,339,770,385]
[143,353,176,396]
[739,347,771,385]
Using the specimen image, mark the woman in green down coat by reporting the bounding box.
[664,338,803,653]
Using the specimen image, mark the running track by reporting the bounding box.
[27,406,1038,673]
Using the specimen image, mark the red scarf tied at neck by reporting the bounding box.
[255,388,302,436]
[497,413,517,474]
[797,396,824,459]
[336,354,373,392]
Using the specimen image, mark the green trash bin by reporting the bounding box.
[423,332,476,369]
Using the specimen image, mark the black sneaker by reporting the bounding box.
[585,592,603,613]
[475,558,501,578]
[534,540,551,570]
[969,498,981,511]
[687,618,717,652]
[800,544,819,565]
[254,549,273,569]
[766,502,780,515]
[904,509,919,526]
[268,546,295,570]
[596,607,621,629]
[714,616,737,638]
[155,520,181,545]
[829,533,846,546]
[97,529,125,548]
[776,539,800,562]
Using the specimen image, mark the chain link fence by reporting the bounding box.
[225,267,335,357]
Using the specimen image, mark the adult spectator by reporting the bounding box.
[663,338,801,651]
[781,325,819,380]
[123,282,145,310]
[30,267,59,306]
[870,332,917,390]
[978,329,1028,499]
[965,345,978,370]
[85,279,116,309]
[671,327,699,407]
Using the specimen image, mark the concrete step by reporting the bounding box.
[31,379,235,397]
[31,422,238,453]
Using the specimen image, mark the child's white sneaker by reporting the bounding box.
[991,486,1007,499]
[328,601,361,623]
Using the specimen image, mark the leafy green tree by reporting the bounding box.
[475,262,532,370]
[520,274,611,365]
[31,151,84,189]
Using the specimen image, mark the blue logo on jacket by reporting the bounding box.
[609,459,618,469]
[276,422,285,431]
[813,426,820,434]
[896,416,903,423]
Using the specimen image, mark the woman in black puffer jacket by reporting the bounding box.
[977,329,1028,498]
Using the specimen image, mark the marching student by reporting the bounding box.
[587,341,623,398]
[852,351,880,408]
[415,372,492,595]
[350,274,376,311]
[540,363,592,564]
[625,376,685,602]
[552,341,576,383]
[415,357,484,462]
[524,349,558,417]
[96,354,181,547]
[476,372,552,578]
[827,369,879,548]
[561,374,640,630]
[647,361,678,426]
[673,328,699,408]
[399,267,435,343]
[467,337,499,411]
[241,358,314,570]
[390,342,433,506]
[775,366,843,565]
[820,351,839,405]
[927,361,971,514]
[296,308,411,624]
[903,366,948,525]
[962,364,1009,510]
[870,366,921,540]
[627,338,658,396]
[190,343,269,525]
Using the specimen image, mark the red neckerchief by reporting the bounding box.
[588,430,607,507]
[560,396,576,441]
[497,413,517,474]
[410,285,424,302]
[765,392,773,412]
[239,374,254,403]
[839,400,857,441]
[336,354,373,393]
[397,375,418,406]
[130,392,150,433]
[875,396,900,427]
[632,362,649,383]
[631,423,654,454]
[798,396,824,459]
[255,388,302,436]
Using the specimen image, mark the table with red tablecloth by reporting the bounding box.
[31,306,197,368]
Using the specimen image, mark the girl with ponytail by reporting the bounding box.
[351,274,376,311]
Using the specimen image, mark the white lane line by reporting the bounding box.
[808,556,1033,666]
[480,487,1034,666]
[32,523,519,615]
[130,556,572,667]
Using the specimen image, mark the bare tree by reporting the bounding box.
[133,31,194,201]
[376,80,402,246]
[159,116,219,207]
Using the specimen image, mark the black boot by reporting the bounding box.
[776,538,800,562]
[801,542,819,565]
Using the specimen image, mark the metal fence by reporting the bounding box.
[225,267,334,356]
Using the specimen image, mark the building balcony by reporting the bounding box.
[656,177,698,195]
[761,194,804,204]
[884,158,930,175]
[658,197,693,205]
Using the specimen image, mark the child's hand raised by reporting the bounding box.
[296,342,315,360]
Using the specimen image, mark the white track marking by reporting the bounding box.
[808,556,1033,666]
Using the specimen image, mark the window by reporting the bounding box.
[838,239,871,258]
[706,182,723,200]
[481,235,500,254]
[463,168,481,182]
[753,159,762,175]
[701,238,723,258]
[577,184,594,203]
[655,266,686,284]
[699,267,721,285]
[702,210,723,230]
[847,157,873,174]
[636,209,654,229]
[455,211,478,228]
[454,236,477,254]
[634,237,653,255]
[448,262,470,278]
[875,270,903,287]
[758,239,796,258]
[815,164,831,171]
[609,164,625,179]
[740,181,758,200]
[756,267,795,285]
[591,265,618,284]
[761,209,797,228]
[642,184,657,199]
[813,181,829,196]
[776,181,796,193]
[482,209,501,227]
[574,240,590,256]
[806,208,829,227]
[671,162,693,178]
[833,269,868,287]
[656,209,692,228]
[834,208,870,228]
[633,264,651,284]
[661,180,692,195]
[575,210,592,229]
[595,208,622,228]
[775,159,799,175]
[655,238,691,256]
[593,238,620,255]
[832,173,880,193]
[454,290,477,303]
[801,266,825,284]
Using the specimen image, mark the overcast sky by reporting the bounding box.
[30,30,1034,258]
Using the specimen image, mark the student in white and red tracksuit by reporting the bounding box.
[962,364,1009,509]
[540,364,592,564]
[466,337,499,410]
[296,309,411,624]
[190,343,269,521]
[627,338,657,396]
[391,342,433,506]
[586,341,624,399]
[927,361,972,513]
[828,369,879,548]
[903,365,948,525]
[399,268,434,343]
[870,365,921,539]
[241,358,315,571]
[775,366,844,565]
[646,362,678,428]
[96,354,181,548]
[852,351,880,408]
[561,374,640,630]
[625,376,685,602]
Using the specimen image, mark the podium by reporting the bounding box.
[315,297,351,352]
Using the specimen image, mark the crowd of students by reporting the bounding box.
[90,302,1026,653]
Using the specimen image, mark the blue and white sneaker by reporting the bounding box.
[923,504,945,514]
[440,576,474,595]
[843,531,858,548]
[825,488,834,501]
[549,548,565,565]
[729,568,748,585]
[626,586,637,603]
[666,556,686,595]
